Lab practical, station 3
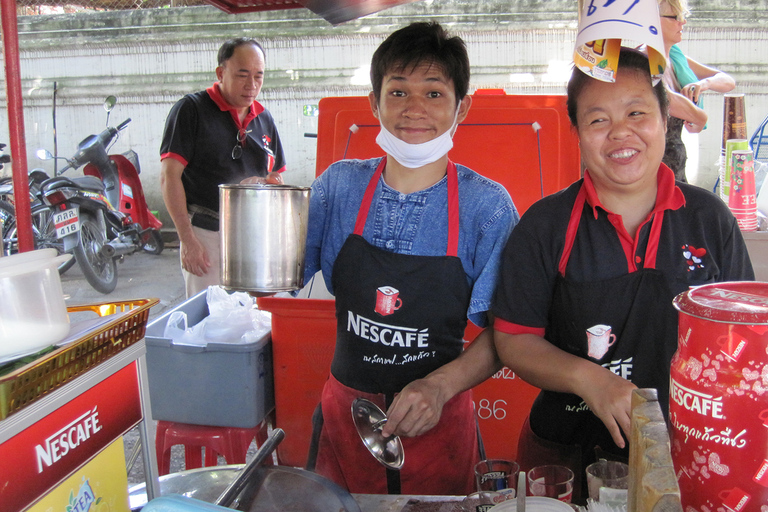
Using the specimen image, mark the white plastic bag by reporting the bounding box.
[202,286,257,343]
[163,310,188,342]
[165,286,271,346]
[163,309,208,346]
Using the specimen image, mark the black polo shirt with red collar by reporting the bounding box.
[493,164,754,336]
[160,83,286,213]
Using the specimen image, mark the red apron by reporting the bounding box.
[315,158,478,495]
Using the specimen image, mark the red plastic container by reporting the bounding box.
[315,93,581,216]
[670,282,768,511]
[256,297,336,467]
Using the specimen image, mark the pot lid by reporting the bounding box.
[352,397,404,470]
[673,281,768,324]
[0,249,71,278]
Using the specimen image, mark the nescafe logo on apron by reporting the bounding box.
[670,282,768,512]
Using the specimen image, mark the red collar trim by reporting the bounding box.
[582,163,686,219]
[206,83,265,127]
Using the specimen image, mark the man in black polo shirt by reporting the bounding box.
[160,37,286,297]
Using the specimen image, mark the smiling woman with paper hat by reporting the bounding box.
[492,42,754,504]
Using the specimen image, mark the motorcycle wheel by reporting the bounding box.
[141,228,164,255]
[74,211,117,294]
[0,199,14,255]
[0,201,77,274]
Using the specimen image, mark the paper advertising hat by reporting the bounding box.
[574,0,667,83]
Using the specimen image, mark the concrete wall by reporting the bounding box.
[1,0,767,226]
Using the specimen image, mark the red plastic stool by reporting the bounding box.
[155,419,271,475]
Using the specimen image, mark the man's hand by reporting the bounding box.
[380,376,448,438]
[180,232,212,276]
[240,172,284,185]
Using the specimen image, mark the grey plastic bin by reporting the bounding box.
[145,290,274,428]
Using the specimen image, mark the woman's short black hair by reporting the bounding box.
[370,22,470,104]
[217,37,266,66]
[566,46,669,128]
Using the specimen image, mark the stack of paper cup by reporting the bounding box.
[728,149,758,231]
[722,139,749,200]
[720,94,748,197]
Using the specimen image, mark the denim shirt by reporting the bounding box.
[304,157,519,327]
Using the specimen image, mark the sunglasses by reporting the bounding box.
[661,14,686,22]
[231,129,251,160]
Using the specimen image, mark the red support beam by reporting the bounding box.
[1,0,34,253]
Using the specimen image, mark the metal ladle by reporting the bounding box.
[351,397,404,470]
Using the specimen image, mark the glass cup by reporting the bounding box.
[461,491,509,512]
[527,464,575,503]
[585,460,629,505]
[474,459,520,497]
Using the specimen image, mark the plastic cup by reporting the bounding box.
[527,464,575,503]
[585,460,629,504]
[474,459,520,497]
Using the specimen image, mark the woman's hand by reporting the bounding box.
[667,89,708,133]
[681,79,708,104]
[575,365,637,449]
[495,332,636,450]
[240,172,284,185]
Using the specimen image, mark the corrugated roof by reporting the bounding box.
[203,0,419,24]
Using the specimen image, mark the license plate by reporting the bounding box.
[53,207,80,238]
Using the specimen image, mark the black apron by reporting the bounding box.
[313,158,478,495]
[517,184,679,502]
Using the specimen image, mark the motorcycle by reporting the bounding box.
[0,146,77,272]
[0,143,14,252]
[37,96,164,294]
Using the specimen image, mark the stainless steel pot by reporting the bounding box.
[129,465,362,512]
[220,184,310,293]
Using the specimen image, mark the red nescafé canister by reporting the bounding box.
[670,282,768,512]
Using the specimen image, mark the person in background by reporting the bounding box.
[493,47,753,503]
[303,22,518,495]
[658,0,736,182]
[160,37,286,298]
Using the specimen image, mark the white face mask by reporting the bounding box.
[375,105,461,169]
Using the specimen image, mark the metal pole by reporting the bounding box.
[53,81,58,175]
[1,0,34,252]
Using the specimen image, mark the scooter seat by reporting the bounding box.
[42,175,105,194]
[71,176,106,192]
[41,176,76,192]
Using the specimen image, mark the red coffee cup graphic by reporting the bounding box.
[754,459,768,487]
[759,410,768,429]
[586,324,616,360]
[716,334,748,362]
[375,286,402,316]
[719,487,751,512]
